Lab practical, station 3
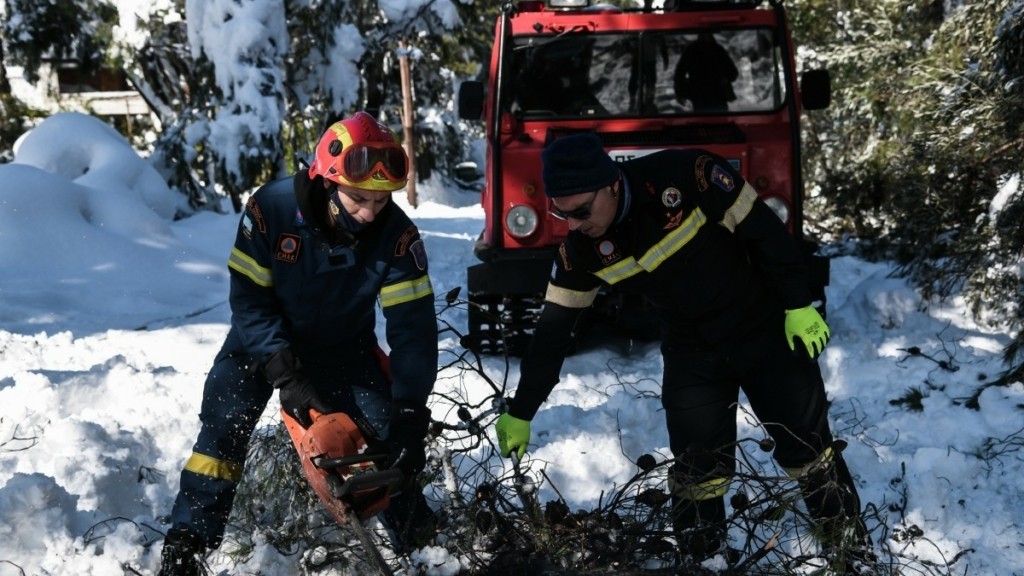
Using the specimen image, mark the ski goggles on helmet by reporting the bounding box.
[339,142,409,184]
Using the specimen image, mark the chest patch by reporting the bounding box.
[664,210,684,230]
[595,239,621,265]
[275,233,302,263]
[661,187,682,208]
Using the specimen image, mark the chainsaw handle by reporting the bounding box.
[314,452,390,470]
[337,468,406,497]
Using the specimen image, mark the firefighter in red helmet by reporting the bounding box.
[158,112,438,575]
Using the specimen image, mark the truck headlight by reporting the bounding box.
[506,205,538,238]
[763,196,790,225]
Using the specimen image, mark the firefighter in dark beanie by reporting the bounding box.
[159,112,438,575]
[494,133,868,565]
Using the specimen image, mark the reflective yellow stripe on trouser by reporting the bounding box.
[782,446,835,478]
[668,475,731,501]
[184,451,244,482]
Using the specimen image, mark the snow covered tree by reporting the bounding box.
[792,0,1024,386]
[1,0,119,84]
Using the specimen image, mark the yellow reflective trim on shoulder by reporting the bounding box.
[637,208,707,272]
[545,284,600,308]
[227,246,273,287]
[379,275,434,307]
[668,475,731,501]
[184,451,244,482]
[720,182,757,232]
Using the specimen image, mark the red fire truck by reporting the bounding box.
[458,0,831,355]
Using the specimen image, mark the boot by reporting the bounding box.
[157,527,207,576]
[382,490,439,552]
[671,495,728,565]
[799,452,871,550]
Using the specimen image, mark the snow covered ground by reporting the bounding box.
[1,113,1021,575]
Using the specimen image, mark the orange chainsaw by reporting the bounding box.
[281,407,405,525]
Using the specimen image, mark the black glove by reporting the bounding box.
[386,400,432,482]
[264,347,331,428]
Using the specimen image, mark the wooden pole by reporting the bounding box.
[398,40,416,207]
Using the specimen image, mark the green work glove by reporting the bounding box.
[495,413,531,459]
[784,305,831,359]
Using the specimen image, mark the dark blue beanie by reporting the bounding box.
[542,133,619,198]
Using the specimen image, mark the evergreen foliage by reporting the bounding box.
[1,0,118,84]
[1,0,1021,378]
[791,0,1024,384]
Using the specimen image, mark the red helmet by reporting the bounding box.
[309,111,409,193]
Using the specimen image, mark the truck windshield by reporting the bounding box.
[507,27,784,118]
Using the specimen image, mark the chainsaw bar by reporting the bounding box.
[282,408,403,574]
[347,515,395,576]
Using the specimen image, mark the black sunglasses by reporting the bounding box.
[549,190,600,221]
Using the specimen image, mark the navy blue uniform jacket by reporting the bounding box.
[510,150,810,419]
[220,176,437,404]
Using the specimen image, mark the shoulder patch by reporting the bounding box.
[711,164,736,192]
[409,238,428,271]
[241,214,254,239]
[695,155,713,191]
[558,243,573,272]
[275,233,302,263]
[245,196,267,234]
[395,225,419,257]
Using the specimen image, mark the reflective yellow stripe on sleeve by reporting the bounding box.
[380,275,434,308]
[545,284,600,308]
[227,247,273,287]
[184,451,244,482]
[720,182,757,232]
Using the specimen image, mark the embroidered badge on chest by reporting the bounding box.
[275,233,302,263]
[662,187,682,208]
[595,239,621,265]
[663,211,684,230]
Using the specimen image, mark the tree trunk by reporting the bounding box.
[398,40,416,208]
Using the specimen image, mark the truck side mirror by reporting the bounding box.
[800,69,831,111]
[458,81,485,120]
